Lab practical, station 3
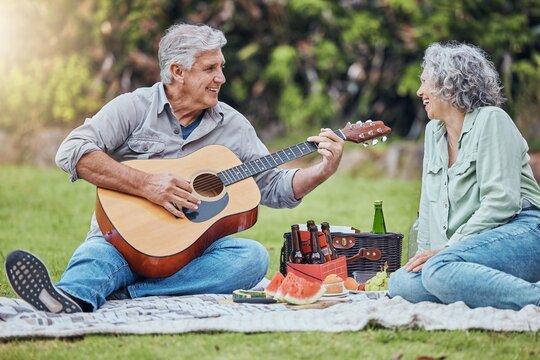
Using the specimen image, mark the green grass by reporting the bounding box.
[1,165,538,359]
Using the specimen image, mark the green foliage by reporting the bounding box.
[0,55,96,130]
[314,39,345,74]
[340,12,386,47]
[398,63,422,97]
[0,0,539,149]
[277,83,335,131]
[264,45,298,84]
[287,0,334,18]
[512,53,540,149]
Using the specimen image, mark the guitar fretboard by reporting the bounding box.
[218,130,344,186]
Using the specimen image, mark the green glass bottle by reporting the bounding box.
[371,200,387,234]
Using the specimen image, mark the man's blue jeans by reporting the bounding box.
[56,236,269,311]
[389,208,540,310]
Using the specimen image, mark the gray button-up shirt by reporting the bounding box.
[56,82,300,238]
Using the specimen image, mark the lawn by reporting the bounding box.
[0,165,538,359]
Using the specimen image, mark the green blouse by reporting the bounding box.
[417,106,540,251]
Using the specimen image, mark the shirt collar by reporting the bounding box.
[432,120,446,142]
[157,82,170,115]
[460,107,480,142]
[430,107,480,143]
[205,102,225,124]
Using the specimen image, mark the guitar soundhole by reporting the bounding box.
[192,172,224,199]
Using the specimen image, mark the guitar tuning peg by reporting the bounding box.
[362,142,369,148]
[382,136,388,142]
[372,139,379,145]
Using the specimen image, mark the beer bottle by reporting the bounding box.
[371,200,387,234]
[308,224,325,264]
[301,219,315,255]
[289,224,304,264]
[321,222,337,260]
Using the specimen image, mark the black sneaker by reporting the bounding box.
[106,287,132,301]
[5,250,82,313]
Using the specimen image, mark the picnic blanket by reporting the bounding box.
[1,293,539,339]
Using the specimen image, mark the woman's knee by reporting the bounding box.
[421,253,456,294]
[388,268,419,299]
[389,267,442,304]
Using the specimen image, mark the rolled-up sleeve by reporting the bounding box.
[239,125,301,209]
[55,94,137,181]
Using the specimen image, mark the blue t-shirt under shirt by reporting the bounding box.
[181,110,205,140]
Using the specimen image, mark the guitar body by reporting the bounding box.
[96,145,261,278]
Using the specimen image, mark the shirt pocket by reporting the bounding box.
[449,157,477,200]
[127,138,166,159]
[426,162,443,202]
[452,157,476,176]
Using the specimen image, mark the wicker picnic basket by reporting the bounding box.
[280,230,403,278]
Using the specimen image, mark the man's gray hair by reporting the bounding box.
[422,42,505,112]
[158,23,227,84]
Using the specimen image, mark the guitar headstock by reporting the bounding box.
[339,120,392,147]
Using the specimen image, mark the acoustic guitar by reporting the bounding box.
[96,120,391,278]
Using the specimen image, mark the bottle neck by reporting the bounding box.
[310,230,321,252]
[291,226,301,251]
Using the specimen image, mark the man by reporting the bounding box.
[5,23,344,313]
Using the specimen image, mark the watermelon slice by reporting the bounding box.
[273,272,297,302]
[274,272,326,305]
[264,271,285,297]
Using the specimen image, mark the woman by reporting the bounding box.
[388,42,540,310]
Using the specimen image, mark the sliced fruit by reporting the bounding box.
[274,272,297,302]
[275,272,326,305]
[264,271,285,297]
[232,289,268,299]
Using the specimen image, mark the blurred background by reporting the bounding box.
[0,0,539,179]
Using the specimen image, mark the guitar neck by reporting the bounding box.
[218,129,345,186]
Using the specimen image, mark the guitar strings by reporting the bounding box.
[192,176,224,194]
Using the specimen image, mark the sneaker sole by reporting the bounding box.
[5,250,82,313]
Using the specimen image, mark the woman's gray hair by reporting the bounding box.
[158,23,227,84]
[422,42,505,112]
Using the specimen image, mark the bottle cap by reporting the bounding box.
[374,200,383,205]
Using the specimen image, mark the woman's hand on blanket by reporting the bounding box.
[405,248,444,272]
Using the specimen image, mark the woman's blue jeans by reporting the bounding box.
[389,208,540,310]
[56,236,269,311]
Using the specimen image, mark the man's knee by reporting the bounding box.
[243,240,269,277]
[70,236,127,266]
